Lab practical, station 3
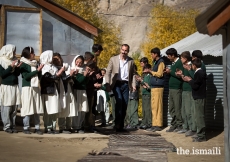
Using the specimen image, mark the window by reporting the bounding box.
[0,5,42,58]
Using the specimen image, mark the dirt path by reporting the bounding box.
[0,132,108,162]
[0,125,224,162]
[158,127,224,162]
[0,127,224,162]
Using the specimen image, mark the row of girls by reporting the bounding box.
[0,44,96,135]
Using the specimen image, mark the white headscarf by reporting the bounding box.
[20,57,39,87]
[40,50,58,75]
[66,55,83,75]
[0,44,16,69]
[71,55,80,69]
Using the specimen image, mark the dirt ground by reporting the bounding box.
[0,132,108,162]
[0,114,225,162]
[0,126,224,162]
[0,115,109,162]
[158,127,225,162]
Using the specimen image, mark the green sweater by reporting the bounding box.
[188,62,206,79]
[169,59,183,89]
[0,65,20,85]
[20,63,40,87]
[73,73,89,90]
[182,68,192,91]
[141,73,151,95]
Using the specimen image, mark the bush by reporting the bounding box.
[141,4,198,62]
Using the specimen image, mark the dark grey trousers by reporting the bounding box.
[141,94,152,127]
[169,89,182,128]
[194,99,206,138]
[181,91,193,130]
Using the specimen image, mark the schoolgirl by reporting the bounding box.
[71,55,90,133]
[52,53,77,134]
[20,46,44,135]
[0,44,21,133]
[97,68,110,127]
[40,50,64,134]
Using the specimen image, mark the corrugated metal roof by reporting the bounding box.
[161,32,222,57]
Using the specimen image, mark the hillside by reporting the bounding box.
[97,0,217,55]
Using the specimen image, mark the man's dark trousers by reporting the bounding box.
[113,82,129,129]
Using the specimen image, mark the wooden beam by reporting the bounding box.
[207,4,230,35]
[0,5,6,48]
[39,9,43,55]
[32,0,98,36]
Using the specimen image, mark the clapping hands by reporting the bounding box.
[164,67,171,74]
[175,68,183,77]
[135,75,142,82]
[37,64,44,71]
[83,67,93,76]
[56,67,65,76]
[183,64,191,71]
[70,69,78,76]
[11,60,22,68]
[182,76,192,82]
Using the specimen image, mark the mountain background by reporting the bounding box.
[97,0,216,55]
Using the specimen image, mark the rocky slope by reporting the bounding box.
[97,0,216,55]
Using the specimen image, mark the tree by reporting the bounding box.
[52,0,122,68]
[141,4,199,62]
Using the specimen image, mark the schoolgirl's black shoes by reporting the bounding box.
[5,128,13,134]
[34,129,43,135]
[23,129,31,134]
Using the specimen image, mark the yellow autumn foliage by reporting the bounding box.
[52,0,121,68]
[141,4,199,62]
[137,5,198,117]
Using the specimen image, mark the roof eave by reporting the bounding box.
[195,0,230,36]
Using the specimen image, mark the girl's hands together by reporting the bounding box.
[37,64,44,71]
[70,69,76,76]
[11,60,18,67]
[56,67,65,76]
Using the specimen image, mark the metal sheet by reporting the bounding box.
[39,5,93,64]
[6,11,41,55]
[1,0,94,65]
[39,8,93,64]
[205,65,224,129]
